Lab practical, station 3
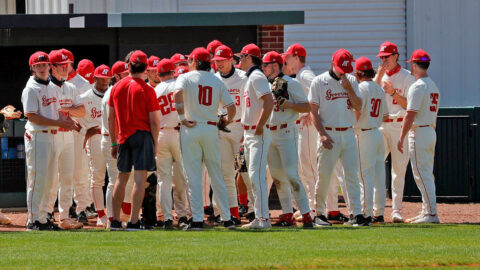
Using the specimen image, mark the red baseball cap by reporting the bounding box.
[157,59,176,73]
[61,48,74,63]
[284,43,307,57]
[94,64,112,78]
[262,51,283,64]
[332,49,355,74]
[212,45,233,61]
[112,61,129,75]
[355,56,373,71]
[29,51,50,66]
[77,59,95,84]
[170,53,187,64]
[49,49,71,65]
[174,65,189,77]
[207,40,223,54]
[188,47,211,62]
[407,49,431,63]
[129,50,148,65]
[376,41,398,57]
[237,43,261,58]
[147,56,161,70]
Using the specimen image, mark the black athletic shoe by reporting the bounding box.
[372,216,385,224]
[245,212,255,222]
[327,212,349,224]
[313,215,332,227]
[223,220,236,230]
[344,214,355,226]
[352,215,370,226]
[232,216,242,225]
[77,211,88,225]
[47,212,55,223]
[27,220,61,231]
[365,216,373,225]
[184,221,204,231]
[154,220,164,228]
[86,204,98,219]
[45,219,61,230]
[178,216,189,228]
[273,220,295,227]
[126,221,141,231]
[207,215,221,225]
[68,206,78,219]
[163,220,174,230]
[238,204,248,217]
[204,206,214,216]
[110,220,123,231]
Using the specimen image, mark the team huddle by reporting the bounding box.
[20,39,441,231]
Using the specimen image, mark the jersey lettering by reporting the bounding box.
[430,93,439,112]
[198,85,213,106]
[370,98,381,117]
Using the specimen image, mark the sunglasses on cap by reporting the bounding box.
[262,62,275,67]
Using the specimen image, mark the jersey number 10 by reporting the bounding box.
[198,85,212,106]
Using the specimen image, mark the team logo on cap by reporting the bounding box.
[381,46,387,52]
[216,50,222,55]
[85,73,92,78]
[102,69,108,75]
[180,55,185,59]
[38,55,47,61]
[342,60,350,67]
[124,63,128,69]
[178,68,185,73]
[61,54,68,60]
[153,60,159,66]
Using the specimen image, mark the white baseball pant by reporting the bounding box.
[326,161,349,213]
[73,132,92,214]
[180,124,230,222]
[172,161,190,217]
[356,129,386,217]
[380,122,409,213]
[86,134,106,213]
[297,121,318,213]
[315,129,362,216]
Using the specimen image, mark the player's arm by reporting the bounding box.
[340,75,362,111]
[173,89,196,128]
[107,105,118,158]
[383,81,407,109]
[282,101,310,113]
[149,111,160,154]
[254,94,274,136]
[25,112,79,131]
[309,103,334,149]
[225,104,236,123]
[61,104,86,118]
[397,111,416,153]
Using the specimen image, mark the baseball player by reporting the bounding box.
[398,49,440,224]
[62,49,96,223]
[78,64,113,227]
[154,58,188,229]
[147,56,161,88]
[209,45,247,224]
[174,65,189,79]
[261,51,313,228]
[353,56,388,223]
[174,47,236,231]
[171,53,188,67]
[77,59,95,86]
[309,48,370,227]
[102,61,134,224]
[22,51,81,230]
[237,44,275,229]
[207,40,223,72]
[375,41,416,223]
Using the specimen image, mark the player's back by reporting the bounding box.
[408,77,440,126]
[176,70,231,122]
[355,81,387,129]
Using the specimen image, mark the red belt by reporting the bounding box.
[235,119,241,123]
[384,117,403,123]
[269,123,287,131]
[417,125,431,128]
[207,121,217,126]
[58,128,70,132]
[325,127,350,131]
[243,124,270,130]
[95,130,102,135]
[161,126,180,130]
[296,120,301,124]
[361,128,373,131]
[42,130,57,134]
[103,134,109,137]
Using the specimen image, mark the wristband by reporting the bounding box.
[390,91,396,97]
[179,114,185,121]
[111,142,118,147]
[174,102,184,110]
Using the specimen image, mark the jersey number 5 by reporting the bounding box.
[370,98,382,117]
[430,93,439,112]
[198,85,212,106]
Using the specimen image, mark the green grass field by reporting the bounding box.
[1,224,479,269]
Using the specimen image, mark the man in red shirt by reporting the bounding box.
[107,50,161,231]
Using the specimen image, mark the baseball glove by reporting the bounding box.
[141,173,158,227]
[217,113,231,133]
[271,77,289,106]
[235,145,248,173]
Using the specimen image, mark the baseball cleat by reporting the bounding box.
[231,216,241,225]
[47,212,55,223]
[109,220,123,231]
[273,213,296,227]
[27,220,62,231]
[245,212,255,222]
[238,204,248,217]
[183,221,204,231]
[327,212,349,224]
[177,216,189,228]
[302,214,314,229]
[351,214,370,227]
[392,211,404,223]
[86,204,98,219]
[410,214,440,224]
[372,216,385,224]
[68,206,78,219]
[313,215,332,227]
[406,213,425,223]
[96,216,109,228]
[0,213,12,225]
[154,220,164,228]
[77,211,89,225]
[223,220,236,230]
[126,221,153,231]
[163,220,174,230]
[59,218,83,230]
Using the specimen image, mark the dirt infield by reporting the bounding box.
[1,199,479,232]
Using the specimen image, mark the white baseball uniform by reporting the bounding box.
[325,161,349,214]
[308,71,363,216]
[154,78,188,221]
[22,77,62,224]
[69,73,93,214]
[406,77,440,216]
[176,70,234,222]
[241,67,272,219]
[378,67,416,213]
[78,88,107,216]
[354,81,388,217]
[101,87,134,220]
[267,75,311,216]
[46,80,82,221]
[295,66,318,213]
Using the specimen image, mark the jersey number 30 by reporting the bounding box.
[198,85,212,106]
[370,98,382,117]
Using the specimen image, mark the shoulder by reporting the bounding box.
[250,69,267,80]
[64,81,76,91]
[79,89,92,99]
[236,69,247,78]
